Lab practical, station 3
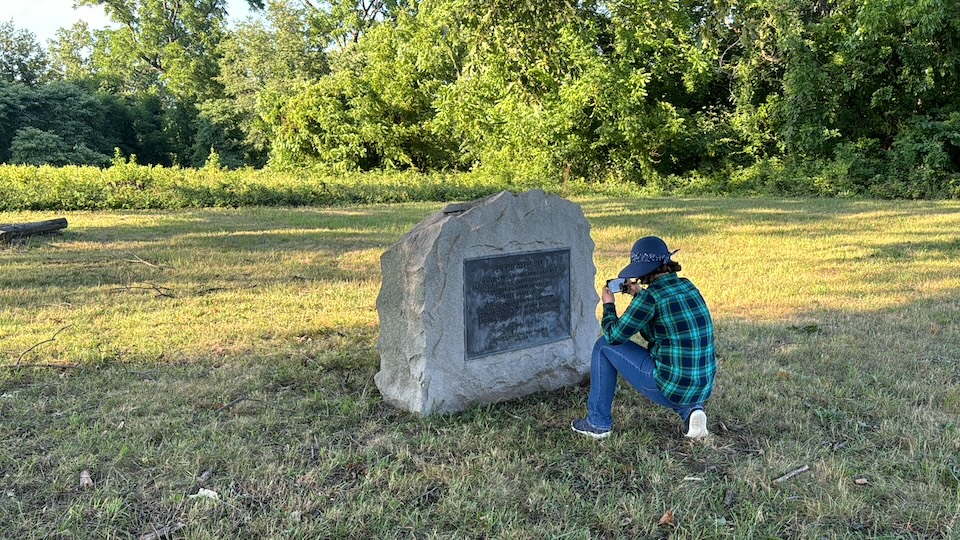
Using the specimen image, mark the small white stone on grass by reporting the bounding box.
[189,488,220,500]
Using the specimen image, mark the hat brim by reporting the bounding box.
[618,260,660,279]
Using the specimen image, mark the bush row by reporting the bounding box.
[0,162,656,212]
[3,159,958,212]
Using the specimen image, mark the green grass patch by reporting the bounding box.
[2,198,959,538]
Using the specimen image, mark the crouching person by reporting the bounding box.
[572,236,717,440]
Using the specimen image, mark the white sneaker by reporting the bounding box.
[685,409,709,439]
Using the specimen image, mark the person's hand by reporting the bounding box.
[625,282,642,296]
[601,285,615,304]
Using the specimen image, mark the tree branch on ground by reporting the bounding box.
[4,363,82,370]
[125,254,162,268]
[110,284,176,298]
[138,522,186,540]
[16,325,74,365]
[773,465,810,484]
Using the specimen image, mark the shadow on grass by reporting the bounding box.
[70,205,443,249]
[0,205,444,301]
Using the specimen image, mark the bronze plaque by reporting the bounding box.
[463,249,571,359]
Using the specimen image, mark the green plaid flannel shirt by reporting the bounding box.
[601,273,716,405]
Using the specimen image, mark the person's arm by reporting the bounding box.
[601,289,656,345]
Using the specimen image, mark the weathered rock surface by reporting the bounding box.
[375,190,599,415]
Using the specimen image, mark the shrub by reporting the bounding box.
[867,114,960,199]
[0,162,610,211]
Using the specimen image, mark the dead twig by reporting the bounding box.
[416,484,443,506]
[773,464,810,484]
[196,287,228,295]
[198,470,213,485]
[196,284,258,296]
[110,284,176,298]
[4,363,82,370]
[138,522,186,540]
[214,395,249,413]
[118,363,159,381]
[125,254,161,268]
[16,325,74,366]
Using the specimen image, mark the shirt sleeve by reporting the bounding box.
[601,290,656,345]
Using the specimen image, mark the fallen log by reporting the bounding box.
[0,218,68,241]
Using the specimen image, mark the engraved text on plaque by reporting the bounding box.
[463,249,571,358]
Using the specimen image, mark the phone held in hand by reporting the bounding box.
[605,278,627,294]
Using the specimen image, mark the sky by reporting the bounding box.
[0,0,255,44]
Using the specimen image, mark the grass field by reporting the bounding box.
[2,197,959,539]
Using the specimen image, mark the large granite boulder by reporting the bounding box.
[375,190,599,415]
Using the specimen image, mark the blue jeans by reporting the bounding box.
[587,337,702,430]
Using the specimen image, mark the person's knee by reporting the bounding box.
[592,338,617,362]
[593,336,612,352]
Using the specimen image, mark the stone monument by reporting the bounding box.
[375,190,599,415]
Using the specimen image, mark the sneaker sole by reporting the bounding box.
[571,425,611,439]
[685,410,709,439]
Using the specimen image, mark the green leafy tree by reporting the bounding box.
[265,0,731,179]
[0,80,35,162]
[298,0,399,48]
[73,0,265,165]
[567,0,728,178]
[76,0,226,99]
[10,126,110,167]
[429,0,727,179]
[718,0,960,195]
[128,91,175,164]
[206,0,330,166]
[47,22,96,82]
[0,75,142,166]
[266,0,458,170]
[0,20,50,86]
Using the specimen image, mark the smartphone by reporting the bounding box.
[606,278,627,294]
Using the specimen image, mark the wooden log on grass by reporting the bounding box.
[0,218,68,242]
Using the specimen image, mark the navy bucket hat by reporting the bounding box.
[618,236,679,278]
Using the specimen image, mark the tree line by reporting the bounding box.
[2,0,959,197]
